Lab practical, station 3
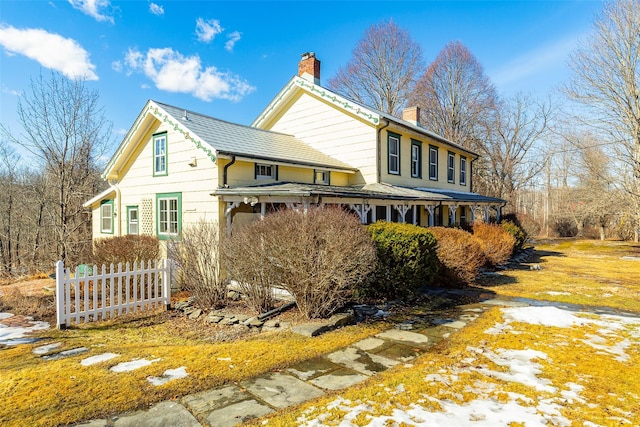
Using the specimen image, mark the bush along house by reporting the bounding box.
[84,52,505,242]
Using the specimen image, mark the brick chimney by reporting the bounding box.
[298,52,320,85]
[402,106,421,127]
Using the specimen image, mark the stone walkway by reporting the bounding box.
[71,296,528,427]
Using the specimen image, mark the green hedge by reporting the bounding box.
[501,220,528,254]
[362,221,438,300]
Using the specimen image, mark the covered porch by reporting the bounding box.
[213,182,506,232]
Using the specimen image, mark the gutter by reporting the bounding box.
[376,119,390,183]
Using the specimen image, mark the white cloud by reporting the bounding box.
[149,2,164,16]
[195,18,223,43]
[2,85,22,96]
[111,59,122,72]
[0,26,98,80]
[68,0,114,24]
[125,47,254,101]
[225,31,241,52]
[491,35,582,89]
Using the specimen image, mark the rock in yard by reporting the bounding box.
[188,309,202,320]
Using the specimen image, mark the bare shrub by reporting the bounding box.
[429,227,486,285]
[224,207,377,319]
[472,220,516,267]
[91,235,160,267]
[168,220,226,309]
[222,220,278,314]
[268,207,377,319]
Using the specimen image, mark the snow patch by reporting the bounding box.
[81,353,119,366]
[147,366,188,386]
[0,313,49,345]
[110,358,161,372]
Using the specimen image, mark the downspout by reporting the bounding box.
[376,119,390,183]
[470,157,475,193]
[222,155,236,188]
[108,179,121,236]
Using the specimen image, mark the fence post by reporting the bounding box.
[163,259,172,310]
[55,260,66,330]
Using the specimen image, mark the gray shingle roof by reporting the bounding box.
[156,101,354,171]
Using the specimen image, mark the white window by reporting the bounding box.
[256,163,276,179]
[429,146,438,180]
[411,141,421,178]
[128,207,139,235]
[154,133,167,176]
[460,156,467,186]
[447,152,455,183]
[158,195,180,237]
[388,134,400,175]
[100,202,113,234]
[314,170,330,185]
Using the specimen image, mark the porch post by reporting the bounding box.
[260,202,266,220]
[386,205,391,222]
[394,204,411,223]
[484,206,490,222]
[371,205,377,222]
[412,205,417,225]
[425,205,435,227]
[448,204,458,225]
[225,201,240,234]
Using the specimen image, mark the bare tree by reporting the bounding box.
[565,0,640,240]
[328,20,424,117]
[408,41,499,151]
[477,93,552,209]
[1,72,111,263]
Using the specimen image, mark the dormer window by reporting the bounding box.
[314,170,330,185]
[255,163,277,180]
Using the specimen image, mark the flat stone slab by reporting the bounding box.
[440,320,467,329]
[33,342,62,355]
[287,358,339,381]
[373,343,424,363]
[73,419,109,427]
[182,385,248,415]
[205,399,273,427]
[243,372,323,409]
[481,298,529,307]
[309,368,368,390]
[376,329,430,344]
[291,322,329,337]
[326,347,399,376]
[42,347,89,361]
[352,337,386,352]
[113,401,201,427]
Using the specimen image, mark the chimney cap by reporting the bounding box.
[301,52,316,60]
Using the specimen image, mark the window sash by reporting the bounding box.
[154,134,167,175]
[128,208,139,235]
[447,152,455,183]
[460,157,467,185]
[388,135,400,174]
[101,203,113,233]
[411,143,421,178]
[256,164,274,179]
[429,146,438,180]
[158,197,178,235]
[315,170,329,184]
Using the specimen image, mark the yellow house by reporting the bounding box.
[84,52,504,241]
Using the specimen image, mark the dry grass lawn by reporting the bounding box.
[478,239,640,312]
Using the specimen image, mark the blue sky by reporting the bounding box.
[0,0,603,156]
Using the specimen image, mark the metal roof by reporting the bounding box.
[155,101,355,171]
[213,181,505,204]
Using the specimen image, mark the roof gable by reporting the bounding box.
[103,99,355,180]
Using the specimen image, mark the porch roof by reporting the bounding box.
[212,182,505,205]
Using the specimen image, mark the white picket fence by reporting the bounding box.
[55,259,172,329]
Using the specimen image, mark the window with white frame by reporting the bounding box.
[255,163,276,179]
[314,170,330,185]
[411,140,422,178]
[447,152,455,183]
[429,146,438,180]
[157,193,181,238]
[100,201,113,234]
[127,206,139,235]
[460,156,467,186]
[153,133,167,176]
[388,133,400,175]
